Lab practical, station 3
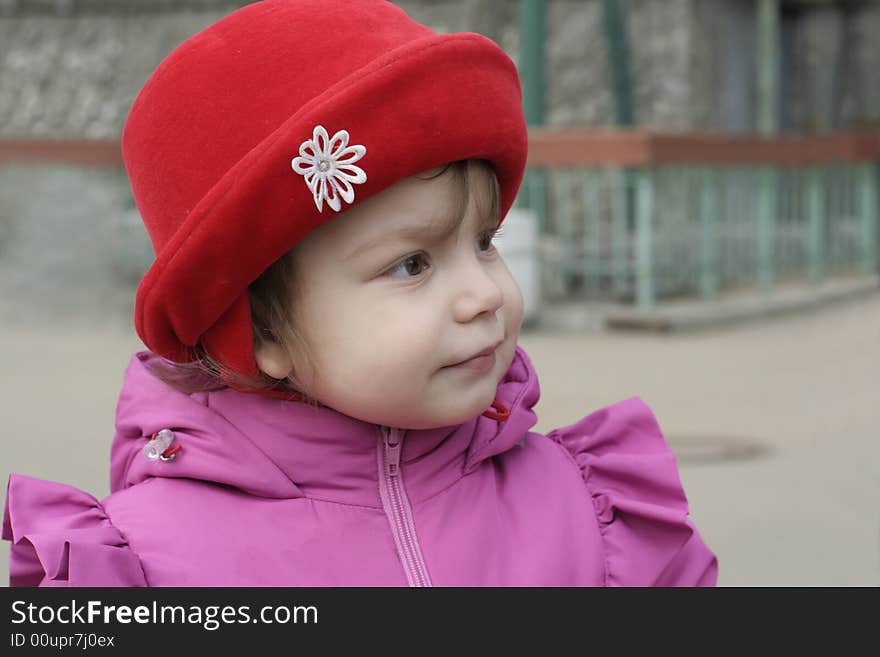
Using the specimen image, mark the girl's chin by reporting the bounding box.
[389,395,498,430]
[441,390,500,425]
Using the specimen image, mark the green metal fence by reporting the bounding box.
[519,135,879,309]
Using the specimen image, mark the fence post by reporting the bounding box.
[517,0,546,212]
[580,170,600,297]
[519,0,546,127]
[608,167,629,300]
[755,0,779,294]
[699,167,719,301]
[556,168,576,288]
[859,163,878,277]
[805,166,826,286]
[756,0,780,136]
[523,167,547,235]
[601,0,635,127]
[635,167,655,309]
[756,166,777,293]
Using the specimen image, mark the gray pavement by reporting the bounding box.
[2,293,878,586]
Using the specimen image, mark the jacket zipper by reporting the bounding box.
[377,426,433,587]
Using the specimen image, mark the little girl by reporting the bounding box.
[3,0,717,586]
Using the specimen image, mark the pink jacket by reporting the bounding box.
[3,346,717,586]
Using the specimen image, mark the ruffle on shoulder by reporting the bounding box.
[548,397,717,587]
[2,474,147,587]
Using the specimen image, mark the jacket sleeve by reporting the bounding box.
[2,474,147,587]
[547,397,718,587]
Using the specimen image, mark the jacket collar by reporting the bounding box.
[111,346,541,508]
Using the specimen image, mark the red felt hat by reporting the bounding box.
[123,0,527,380]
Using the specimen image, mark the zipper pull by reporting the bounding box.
[383,427,402,478]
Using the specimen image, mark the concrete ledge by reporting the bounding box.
[534,275,880,333]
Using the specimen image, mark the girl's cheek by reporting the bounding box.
[503,272,525,329]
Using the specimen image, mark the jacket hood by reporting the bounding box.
[110,345,541,506]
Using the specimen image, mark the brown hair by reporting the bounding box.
[146,159,500,399]
[144,247,318,403]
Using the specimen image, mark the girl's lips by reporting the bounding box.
[450,340,502,366]
[447,350,497,374]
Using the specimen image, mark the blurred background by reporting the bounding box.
[0,0,877,586]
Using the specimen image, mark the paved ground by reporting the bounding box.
[2,293,878,586]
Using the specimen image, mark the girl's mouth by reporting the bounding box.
[445,342,501,373]
[449,351,496,373]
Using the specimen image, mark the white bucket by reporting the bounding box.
[495,207,540,324]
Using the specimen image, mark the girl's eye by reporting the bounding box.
[476,228,502,252]
[384,228,502,279]
[386,253,430,279]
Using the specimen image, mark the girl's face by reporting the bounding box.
[256,162,524,429]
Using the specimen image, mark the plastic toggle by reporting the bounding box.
[142,429,181,462]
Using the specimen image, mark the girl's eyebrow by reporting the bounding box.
[346,209,498,260]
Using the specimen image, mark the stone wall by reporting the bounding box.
[4,0,877,137]
[0,3,243,138]
[0,0,736,138]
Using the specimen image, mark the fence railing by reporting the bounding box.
[521,130,880,309]
[2,133,879,312]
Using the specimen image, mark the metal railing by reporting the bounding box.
[521,130,880,308]
[2,133,878,313]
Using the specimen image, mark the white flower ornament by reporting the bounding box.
[291,125,367,212]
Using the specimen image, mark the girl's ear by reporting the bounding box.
[254,341,294,380]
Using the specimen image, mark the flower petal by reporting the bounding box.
[298,140,316,159]
[328,130,351,158]
[291,156,316,175]
[331,175,355,204]
[325,178,337,203]
[313,126,331,156]
[335,144,366,164]
[325,193,342,212]
[335,164,367,185]
[312,177,327,213]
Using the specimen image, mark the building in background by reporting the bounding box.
[0,0,878,325]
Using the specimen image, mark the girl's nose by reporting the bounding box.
[451,257,504,323]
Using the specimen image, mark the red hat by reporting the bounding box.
[123,0,527,379]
